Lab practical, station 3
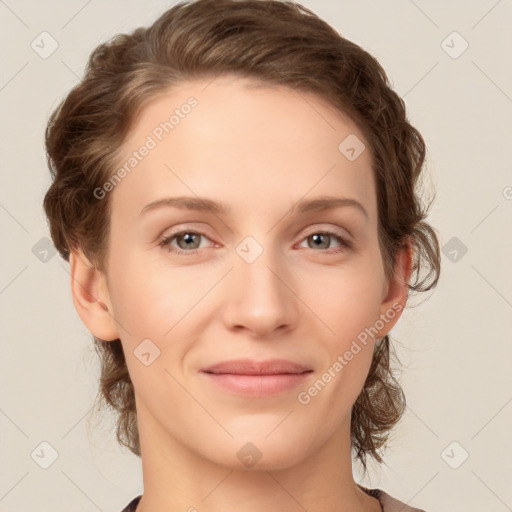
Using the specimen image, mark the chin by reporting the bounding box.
[199,432,312,472]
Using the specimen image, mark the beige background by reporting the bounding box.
[1,1,511,511]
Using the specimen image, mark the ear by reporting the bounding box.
[374,239,413,338]
[69,248,120,341]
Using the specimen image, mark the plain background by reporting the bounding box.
[1,1,511,511]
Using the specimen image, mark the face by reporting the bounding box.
[90,75,406,470]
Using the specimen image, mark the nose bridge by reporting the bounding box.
[236,234,288,305]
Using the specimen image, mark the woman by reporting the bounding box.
[43,1,440,510]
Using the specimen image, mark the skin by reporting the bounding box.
[70,75,411,512]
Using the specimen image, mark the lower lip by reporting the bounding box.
[202,372,312,396]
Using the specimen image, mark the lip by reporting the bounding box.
[202,358,312,375]
[201,359,313,397]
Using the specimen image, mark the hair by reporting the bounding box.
[43,0,440,473]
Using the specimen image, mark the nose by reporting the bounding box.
[221,243,299,338]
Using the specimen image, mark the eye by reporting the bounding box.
[297,230,352,254]
[159,230,213,254]
[158,228,352,256]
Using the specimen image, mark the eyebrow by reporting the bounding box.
[139,195,369,220]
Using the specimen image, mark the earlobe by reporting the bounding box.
[69,248,120,341]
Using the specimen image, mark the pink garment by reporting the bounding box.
[121,487,428,512]
[358,484,427,511]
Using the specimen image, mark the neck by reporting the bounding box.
[134,404,381,512]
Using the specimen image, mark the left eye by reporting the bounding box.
[159,230,351,255]
[297,231,350,253]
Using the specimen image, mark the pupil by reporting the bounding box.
[311,234,328,249]
[180,233,199,249]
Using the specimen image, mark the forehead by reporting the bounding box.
[110,75,376,223]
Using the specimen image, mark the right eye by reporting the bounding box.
[159,230,214,255]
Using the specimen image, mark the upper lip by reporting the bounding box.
[202,359,312,375]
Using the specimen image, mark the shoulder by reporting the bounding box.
[120,494,142,512]
[377,489,428,512]
[358,484,428,512]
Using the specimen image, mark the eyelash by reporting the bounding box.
[158,229,352,256]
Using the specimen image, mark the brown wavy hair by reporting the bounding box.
[43,0,440,473]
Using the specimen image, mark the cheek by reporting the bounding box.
[107,248,175,338]
[305,262,385,343]
[299,256,384,400]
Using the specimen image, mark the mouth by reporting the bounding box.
[201,359,313,396]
